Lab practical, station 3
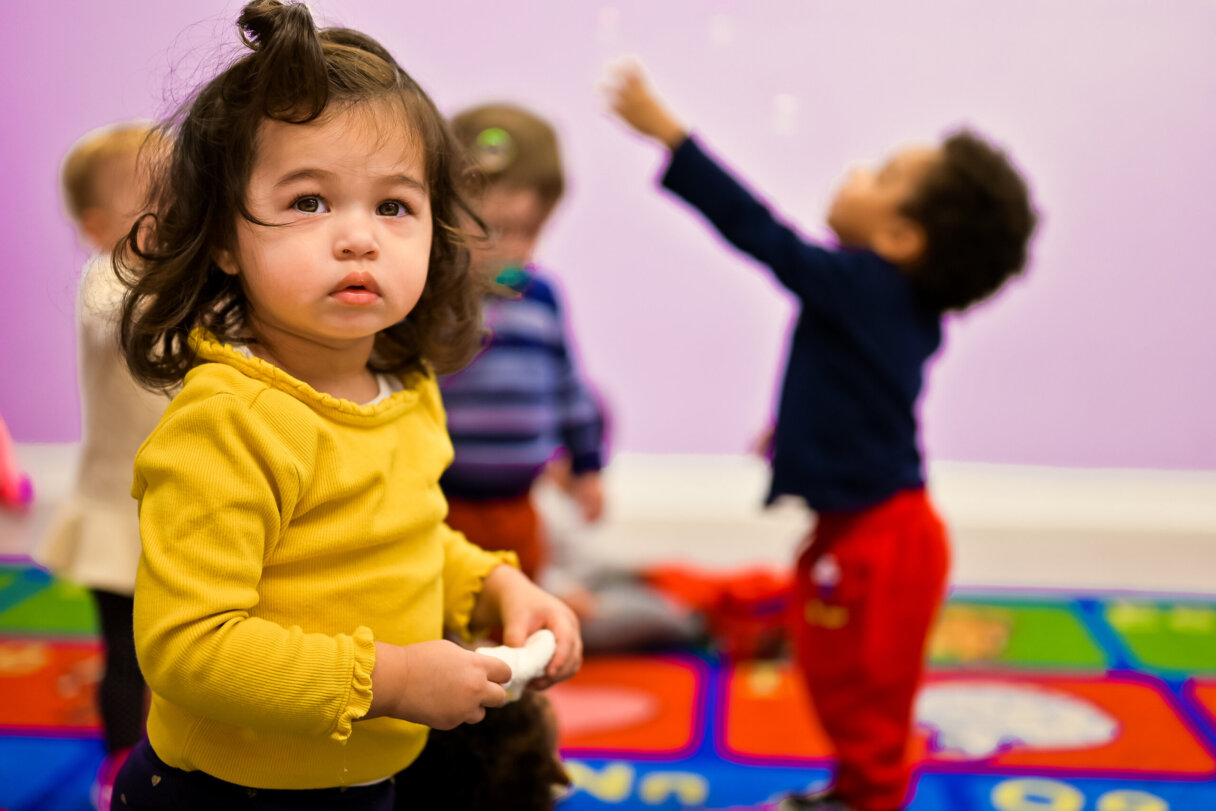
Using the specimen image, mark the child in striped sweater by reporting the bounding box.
[442,105,607,582]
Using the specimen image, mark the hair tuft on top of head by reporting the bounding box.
[235,0,328,123]
[237,0,313,51]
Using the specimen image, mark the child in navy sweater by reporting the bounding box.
[606,65,1036,811]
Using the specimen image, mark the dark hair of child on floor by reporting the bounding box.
[393,690,570,810]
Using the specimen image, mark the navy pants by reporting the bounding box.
[112,738,395,810]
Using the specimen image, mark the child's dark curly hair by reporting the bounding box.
[901,130,1038,312]
[118,0,485,391]
[394,690,570,810]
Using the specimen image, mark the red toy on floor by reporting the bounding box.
[645,564,792,660]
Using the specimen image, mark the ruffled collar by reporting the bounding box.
[188,328,424,424]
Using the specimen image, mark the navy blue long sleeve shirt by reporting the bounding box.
[662,137,942,513]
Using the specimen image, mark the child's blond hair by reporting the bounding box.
[450,104,564,213]
[61,123,159,223]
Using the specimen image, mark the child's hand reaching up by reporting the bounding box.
[603,59,687,150]
[367,639,511,729]
[472,564,582,690]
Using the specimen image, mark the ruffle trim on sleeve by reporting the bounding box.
[330,626,376,743]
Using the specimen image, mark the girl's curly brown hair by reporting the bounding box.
[117,0,485,391]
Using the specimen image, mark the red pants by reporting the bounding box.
[791,489,949,811]
[446,494,546,581]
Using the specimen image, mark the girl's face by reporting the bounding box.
[216,101,433,352]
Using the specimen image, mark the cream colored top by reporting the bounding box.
[34,254,168,593]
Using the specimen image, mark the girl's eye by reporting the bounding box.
[293,196,328,214]
[377,200,411,218]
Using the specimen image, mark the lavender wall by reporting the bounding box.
[2,1,1213,469]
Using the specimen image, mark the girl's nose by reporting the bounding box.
[333,215,378,259]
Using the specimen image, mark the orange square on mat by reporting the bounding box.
[550,655,702,756]
[722,663,1216,777]
[938,673,1215,775]
[722,660,839,763]
[0,639,101,732]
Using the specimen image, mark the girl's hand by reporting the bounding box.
[602,59,688,150]
[472,565,582,689]
[367,639,511,729]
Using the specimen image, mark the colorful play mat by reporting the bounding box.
[3,554,1215,810]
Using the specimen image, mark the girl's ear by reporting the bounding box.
[213,247,240,276]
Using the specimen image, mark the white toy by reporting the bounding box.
[476,629,557,701]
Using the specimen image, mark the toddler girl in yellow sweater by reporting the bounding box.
[109,3,581,808]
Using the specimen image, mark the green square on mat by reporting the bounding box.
[1105,600,1216,673]
[0,564,54,616]
[929,599,1108,670]
[0,575,97,635]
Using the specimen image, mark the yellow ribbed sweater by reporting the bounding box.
[131,331,515,789]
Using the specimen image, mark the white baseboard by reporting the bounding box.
[6,445,1214,594]
[601,452,1216,533]
[927,460,1216,535]
[593,454,1216,594]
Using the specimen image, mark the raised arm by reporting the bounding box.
[604,62,851,304]
[604,61,688,151]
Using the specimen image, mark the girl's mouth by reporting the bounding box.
[331,273,381,303]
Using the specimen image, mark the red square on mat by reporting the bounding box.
[0,638,101,733]
[550,655,703,757]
